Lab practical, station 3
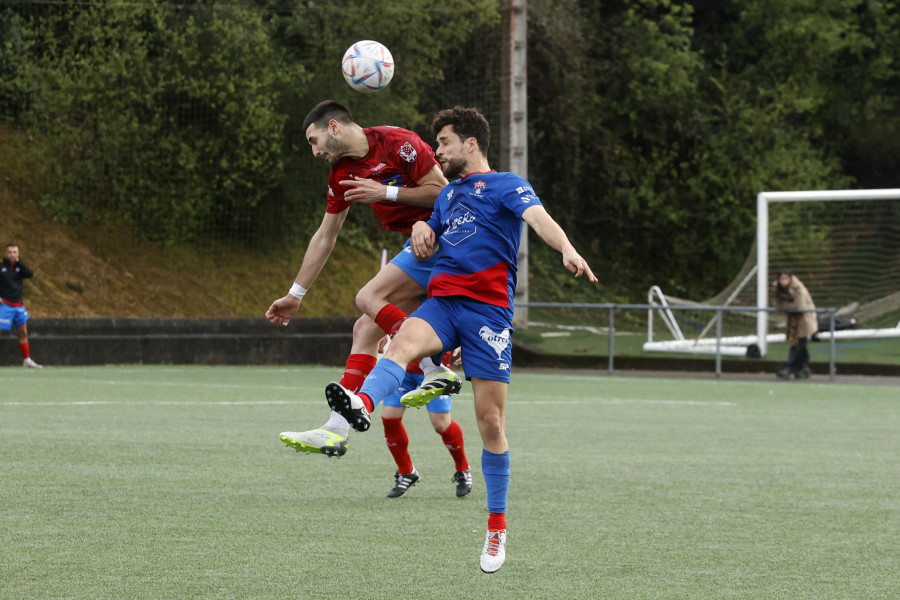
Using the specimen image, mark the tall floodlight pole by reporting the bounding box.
[502,0,529,326]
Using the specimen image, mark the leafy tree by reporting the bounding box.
[527,0,863,300]
[4,0,899,304]
[0,8,35,120]
[15,2,304,243]
[266,0,501,250]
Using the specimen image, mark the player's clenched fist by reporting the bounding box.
[410,221,437,261]
[266,295,301,326]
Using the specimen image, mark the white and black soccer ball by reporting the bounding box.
[341,40,395,93]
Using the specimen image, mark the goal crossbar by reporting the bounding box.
[756,188,900,356]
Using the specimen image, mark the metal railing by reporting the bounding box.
[520,302,839,381]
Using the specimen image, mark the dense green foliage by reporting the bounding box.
[527,0,898,299]
[3,4,301,241]
[1,0,898,299]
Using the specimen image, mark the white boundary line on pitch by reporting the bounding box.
[523,396,737,407]
[0,377,320,391]
[1,396,735,408]
[0,399,308,406]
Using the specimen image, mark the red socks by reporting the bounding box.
[339,354,378,393]
[374,304,407,337]
[340,355,377,412]
[382,417,413,474]
[440,420,469,472]
[18,342,30,359]
[358,393,375,413]
[488,512,507,532]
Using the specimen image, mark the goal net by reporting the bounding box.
[645,189,900,357]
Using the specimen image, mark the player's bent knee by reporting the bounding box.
[431,416,450,434]
[477,420,505,445]
[355,287,384,317]
[352,314,382,338]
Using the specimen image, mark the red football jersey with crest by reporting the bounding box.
[325,126,438,234]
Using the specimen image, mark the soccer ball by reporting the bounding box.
[341,40,394,93]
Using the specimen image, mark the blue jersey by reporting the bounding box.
[426,170,541,309]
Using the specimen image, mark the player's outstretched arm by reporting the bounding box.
[522,205,598,282]
[265,210,348,326]
[339,165,447,207]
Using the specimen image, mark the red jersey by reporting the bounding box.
[326,126,438,234]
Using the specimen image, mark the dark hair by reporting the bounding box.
[5,242,17,249]
[302,100,354,133]
[776,268,793,289]
[431,106,490,154]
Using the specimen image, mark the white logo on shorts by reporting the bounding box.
[479,326,510,360]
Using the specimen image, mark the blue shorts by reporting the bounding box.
[410,296,514,383]
[0,302,29,331]
[382,370,452,413]
[389,239,439,291]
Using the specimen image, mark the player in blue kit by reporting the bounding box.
[380,366,471,499]
[324,106,597,573]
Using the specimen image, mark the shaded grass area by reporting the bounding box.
[1,366,898,599]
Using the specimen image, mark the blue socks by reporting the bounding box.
[358,358,406,410]
[482,449,510,514]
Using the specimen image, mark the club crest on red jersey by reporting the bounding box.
[398,142,417,163]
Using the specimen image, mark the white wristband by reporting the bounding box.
[288,282,307,300]
[385,185,399,201]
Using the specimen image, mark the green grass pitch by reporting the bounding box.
[1,366,898,599]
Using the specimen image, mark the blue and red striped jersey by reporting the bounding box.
[426,171,541,309]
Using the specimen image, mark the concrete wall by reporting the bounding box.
[4,317,896,376]
[2,317,356,367]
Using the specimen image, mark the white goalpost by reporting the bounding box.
[755,188,900,356]
[645,188,900,357]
